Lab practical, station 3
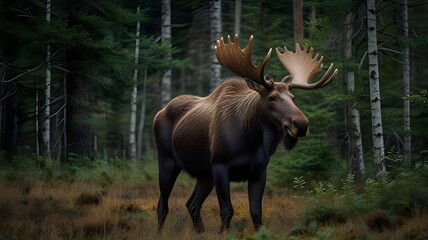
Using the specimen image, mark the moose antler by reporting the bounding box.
[275,43,338,90]
[215,34,274,89]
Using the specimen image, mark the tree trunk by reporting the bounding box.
[367,0,386,181]
[402,0,411,167]
[66,0,94,160]
[309,5,316,39]
[1,0,19,158]
[137,69,147,162]
[234,0,241,36]
[210,0,222,91]
[129,6,141,162]
[43,0,52,161]
[161,0,171,107]
[3,88,18,156]
[344,11,365,180]
[63,75,67,160]
[35,88,40,155]
[293,0,303,42]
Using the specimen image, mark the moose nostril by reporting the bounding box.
[292,118,309,137]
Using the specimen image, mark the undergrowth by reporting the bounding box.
[0,151,427,239]
[291,161,428,239]
[0,152,160,184]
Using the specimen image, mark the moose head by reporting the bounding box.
[215,34,338,149]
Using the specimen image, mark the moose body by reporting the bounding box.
[154,35,337,232]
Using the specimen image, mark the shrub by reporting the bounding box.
[268,138,337,188]
[364,209,394,233]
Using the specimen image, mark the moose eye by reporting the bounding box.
[268,95,276,102]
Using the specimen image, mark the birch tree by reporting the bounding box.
[129,6,141,162]
[137,69,147,162]
[367,0,386,181]
[43,0,52,161]
[345,11,365,180]
[210,0,222,91]
[161,0,171,107]
[401,0,411,167]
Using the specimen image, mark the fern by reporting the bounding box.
[292,176,306,191]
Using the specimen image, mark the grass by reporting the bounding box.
[0,180,306,239]
[0,157,427,239]
[1,179,427,239]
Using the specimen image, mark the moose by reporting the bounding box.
[153,35,338,233]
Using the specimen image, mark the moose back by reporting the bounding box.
[153,35,338,233]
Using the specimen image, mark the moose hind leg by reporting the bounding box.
[157,158,181,232]
[186,178,214,233]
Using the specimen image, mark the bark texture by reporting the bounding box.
[367,0,386,181]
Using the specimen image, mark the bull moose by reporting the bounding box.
[153,35,338,233]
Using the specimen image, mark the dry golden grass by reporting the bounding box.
[0,180,427,239]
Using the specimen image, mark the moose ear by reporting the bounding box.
[281,75,293,84]
[245,78,266,93]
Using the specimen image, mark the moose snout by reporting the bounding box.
[286,117,309,138]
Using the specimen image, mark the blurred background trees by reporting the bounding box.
[1,0,427,186]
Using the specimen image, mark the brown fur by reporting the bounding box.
[154,77,309,232]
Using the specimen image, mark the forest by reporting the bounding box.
[1,0,428,239]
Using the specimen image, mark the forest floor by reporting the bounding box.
[0,180,427,240]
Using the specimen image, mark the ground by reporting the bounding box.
[0,180,427,239]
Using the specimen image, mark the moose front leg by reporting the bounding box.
[212,164,234,232]
[248,168,267,230]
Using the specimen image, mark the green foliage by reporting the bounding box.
[0,153,159,184]
[293,176,307,191]
[1,0,428,189]
[269,138,338,188]
[296,163,428,231]
[225,227,280,240]
[246,227,279,240]
[0,153,53,181]
[403,89,428,104]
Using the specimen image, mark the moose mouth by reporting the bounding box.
[283,128,299,150]
[287,128,298,139]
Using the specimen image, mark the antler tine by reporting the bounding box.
[275,43,338,90]
[215,34,273,89]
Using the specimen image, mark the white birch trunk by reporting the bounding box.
[234,0,241,36]
[367,0,386,181]
[345,11,365,180]
[161,0,172,107]
[402,0,411,167]
[353,109,365,176]
[137,69,147,162]
[210,0,222,91]
[43,0,51,161]
[129,6,141,162]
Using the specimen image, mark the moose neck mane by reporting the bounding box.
[207,79,262,132]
